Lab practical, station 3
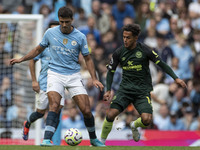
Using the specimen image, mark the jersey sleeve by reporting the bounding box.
[39,29,49,48]
[33,54,41,61]
[107,48,120,72]
[143,44,162,64]
[80,35,90,56]
[33,52,43,61]
[106,48,121,91]
[143,44,178,80]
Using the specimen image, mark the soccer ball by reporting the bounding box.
[64,128,82,146]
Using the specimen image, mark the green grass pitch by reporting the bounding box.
[0,146,200,150]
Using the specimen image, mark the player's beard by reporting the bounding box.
[61,26,71,34]
[125,42,135,50]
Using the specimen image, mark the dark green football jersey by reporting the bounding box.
[107,42,162,94]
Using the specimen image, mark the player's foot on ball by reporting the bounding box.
[130,122,140,142]
[40,139,53,146]
[22,121,30,141]
[90,138,106,147]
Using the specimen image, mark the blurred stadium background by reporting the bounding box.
[0,0,200,147]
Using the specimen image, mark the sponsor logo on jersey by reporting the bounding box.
[63,39,68,44]
[136,51,142,58]
[71,40,77,46]
[52,46,76,55]
[127,61,133,66]
[123,64,142,71]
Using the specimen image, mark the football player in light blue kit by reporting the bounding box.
[10,6,105,147]
[22,21,64,145]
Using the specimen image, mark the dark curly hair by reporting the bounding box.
[122,24,141,37]
[58,6,73,19]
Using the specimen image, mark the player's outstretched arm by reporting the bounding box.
[157,60,187,88]
[29,59,40,93]
[10,45,45,65]
[83,54,104,91]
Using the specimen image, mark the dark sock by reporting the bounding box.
[44,111,58,140]
[26,112,44,128]
[55,109,62,130]
[84,115,96,139]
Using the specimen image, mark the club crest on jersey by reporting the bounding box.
[63,39,68,44]
[136,51,142,58]
[71,40,77,46]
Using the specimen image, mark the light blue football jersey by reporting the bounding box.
[34,48,51,91]
[39,26,89,75]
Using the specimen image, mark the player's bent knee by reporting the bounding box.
[142,119,152,126]
[36,109,46,114]
[106,115,114,122]
[141,114,152,126]
[106,113,116,122]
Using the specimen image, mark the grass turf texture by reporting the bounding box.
[0,146,200,150]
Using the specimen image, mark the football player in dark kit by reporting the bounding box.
[100,23,187,144]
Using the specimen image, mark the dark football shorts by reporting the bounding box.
[110,90,153,114]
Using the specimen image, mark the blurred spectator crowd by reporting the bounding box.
[1,0,200,137]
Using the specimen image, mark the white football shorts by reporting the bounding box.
[35,90,65,110]
[47,70,88,99]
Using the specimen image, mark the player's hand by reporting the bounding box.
[93,79,104,91]
[10,58,22,65]
[32,81,40,93]
[175,78,187,88]
[103,91,111,101]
